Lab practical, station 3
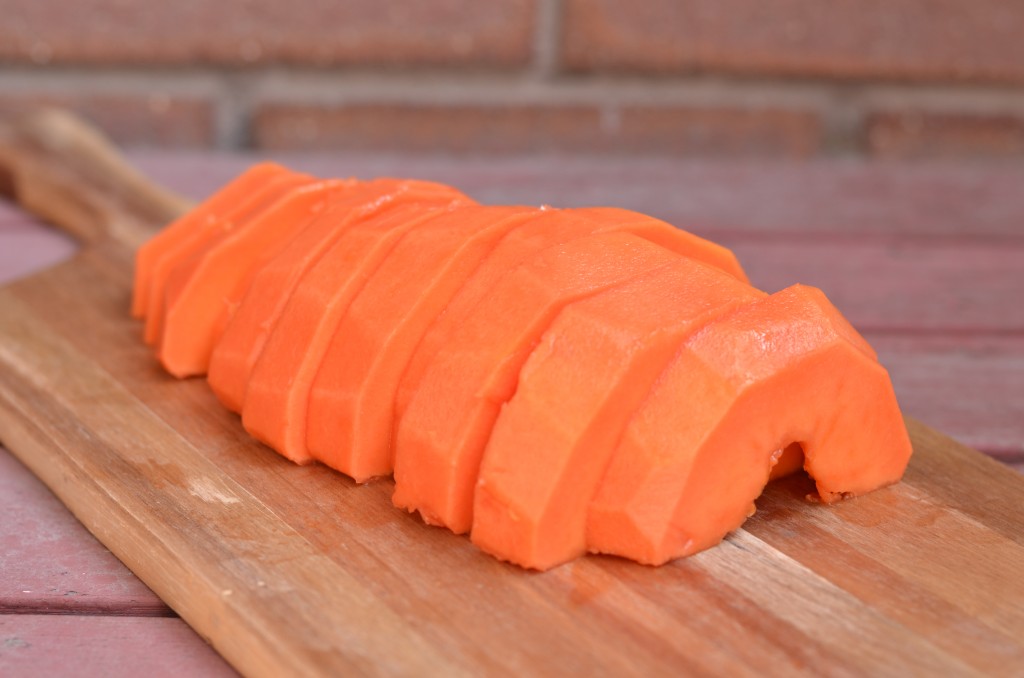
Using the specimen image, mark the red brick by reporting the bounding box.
[867,111,1024,159]
[0,0,534,68]
[0,94,214,148]
[619,107,820,156]
[255,104,601,154]
[562,0,1024,82]
[253,103,821,156]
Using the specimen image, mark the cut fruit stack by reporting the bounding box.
[133,163,913,570]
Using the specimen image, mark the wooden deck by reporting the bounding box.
[1,153,1021,676]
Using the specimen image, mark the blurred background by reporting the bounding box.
[2,0,1022,159]
[0,5,1021,673]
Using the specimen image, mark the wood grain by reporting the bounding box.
[1,111,1023,676]
[869,334,1024,459]
[0,107,191,247]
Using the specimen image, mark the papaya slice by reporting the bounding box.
[571,207,748,284]
[307,205,545,481]
[207,179,469,413]
[158,178,357,377]
[242,201,473,464]
[392,230,682,534]
[586,284,912,566]
[144,171,314,345]
[132,162,288,319]
[394,207,749,435]
[471,259,764,570]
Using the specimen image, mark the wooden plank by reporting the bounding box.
[0,615,236,678]
[870,334,1024,457]
[0,200,24,222]
[128,152,1024,238]
[5,323,1019,622]
[728,237,1024,332]
[1,242,1022,677]
[0,271,461,676]
[0,220,77,287]
[0,449,169,615]
[747,472,1024,675]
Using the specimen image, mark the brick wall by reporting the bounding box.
[2,0,1022,158]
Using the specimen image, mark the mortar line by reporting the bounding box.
[4,67,1024,107]
[531,0,564,80]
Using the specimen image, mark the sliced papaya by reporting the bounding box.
[392,230,682,534]
[571,207,748,283]
[242,200,473,464]
[394,206,749,436]
[471,258,764,570]
[144,171,314,345]
[586,285,911,566]
[307,205,545,481]
[207,179,469,413]
[158,178,356,377]
[132,162,288,319]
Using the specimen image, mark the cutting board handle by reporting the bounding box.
[0,107,192,250]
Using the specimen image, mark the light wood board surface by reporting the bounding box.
[1,110,1022,677]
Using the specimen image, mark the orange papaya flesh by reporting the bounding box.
[144,171,314,345]
[392,230,681,535]
[586,284,912,566]
[206,179,469,413]
[570,207,749,284]
[132,162,289,319]
[471,259,764,570]
[242,202,471,464]
[769,443,806,481]
[307,205,545,482]
[158,178,357,377]
[393,207,579,428]
[393,206,749,438]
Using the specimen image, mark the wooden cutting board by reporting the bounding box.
[1,110,1022,677]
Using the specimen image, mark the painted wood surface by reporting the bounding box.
[0,615,235,678]
[128,152,1024,238]
[0,452,168,616]
[0,114,1022,676]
